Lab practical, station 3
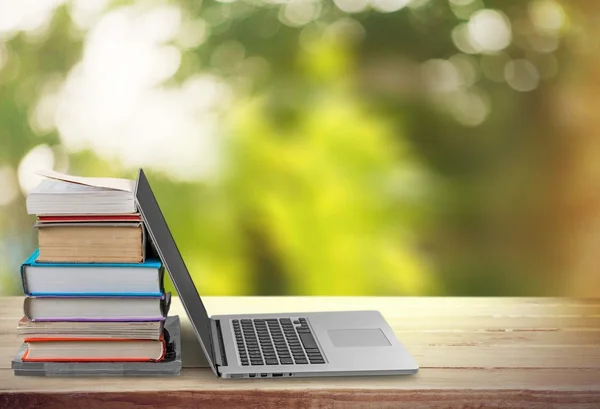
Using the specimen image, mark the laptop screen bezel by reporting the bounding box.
[134,169,218,376]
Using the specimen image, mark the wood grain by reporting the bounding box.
[1,296,599,409]
[2,390,600,409]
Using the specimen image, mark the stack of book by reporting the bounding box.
[12,171,181,376]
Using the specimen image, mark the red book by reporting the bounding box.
[37,214,142,223]
[22,334,165,362]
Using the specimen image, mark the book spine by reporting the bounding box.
[23,297,33,321]
[31,317,166,322]
[159,267,165,293]
[141,223,147,263]
[152,338,167,362]
[21,266,30,296]
[27,292,164,297]
[21,249,40,296]
[161,293,171,317]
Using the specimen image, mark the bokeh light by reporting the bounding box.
[504,59,540,92]
[467,9,512,53]
[17,144,55,194]
[334,0,370,14]
[528,0,566,34]
[0,166,19,207]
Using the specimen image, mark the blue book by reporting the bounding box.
[21,249,164,297]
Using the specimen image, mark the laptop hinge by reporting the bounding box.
[210,319,227,370]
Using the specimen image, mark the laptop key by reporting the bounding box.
[266,359,278,365]
[298,332,318,349]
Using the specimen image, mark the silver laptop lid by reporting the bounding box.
[134,169,218,376]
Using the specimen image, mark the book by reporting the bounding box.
[24,294,170,322]
[12,316,181,377]
[26,179,136,215]
[21,250,161,296]
[36,222,146,263]
[26,170,136,215]
[37,214,142,223]
[17,317,164,340]
[22,336,166,362]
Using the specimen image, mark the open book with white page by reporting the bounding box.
[26,170,136,215]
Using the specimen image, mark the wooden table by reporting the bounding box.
[1,297,599,408]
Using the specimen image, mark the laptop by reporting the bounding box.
[135,169,419,379]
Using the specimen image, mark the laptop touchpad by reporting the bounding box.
[328,329,391,347]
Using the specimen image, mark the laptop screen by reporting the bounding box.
[134,169,217,374]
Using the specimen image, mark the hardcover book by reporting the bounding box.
[21,249,162,296]
[12,316,181,377]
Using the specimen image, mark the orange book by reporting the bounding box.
[22,335,165,362]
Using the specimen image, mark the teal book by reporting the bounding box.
[21,249,164,297]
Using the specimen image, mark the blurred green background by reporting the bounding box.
[1,0,599,296]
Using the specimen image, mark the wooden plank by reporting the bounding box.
[399,329,600,347]
[3,338,599,370]
[384,316,600,330]
[2,389,600,409]
[5,320,600,348]
[3,297,600,319]
[412,345,600,368]
[2,368,600,392]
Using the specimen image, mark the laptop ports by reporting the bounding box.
[260,373,268,378]
[273,373,283,377]
[249,374,256,378]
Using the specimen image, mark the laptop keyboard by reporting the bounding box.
[232,318,325,366]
